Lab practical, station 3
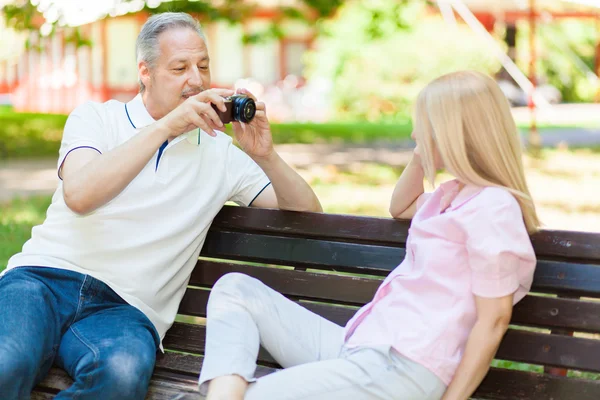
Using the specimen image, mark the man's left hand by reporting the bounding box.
[232,88,273,160]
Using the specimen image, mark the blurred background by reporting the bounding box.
[1,0,600,268]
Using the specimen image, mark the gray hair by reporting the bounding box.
[136,12,207,93]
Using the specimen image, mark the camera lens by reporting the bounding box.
[243,101,256,121]
[231,95,256,123]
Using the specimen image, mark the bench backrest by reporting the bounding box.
[168,206,600,399]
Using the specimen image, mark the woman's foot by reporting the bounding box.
[206,375,249,400]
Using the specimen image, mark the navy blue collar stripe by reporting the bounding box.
[124,103,136,129]
[125,103,167,171]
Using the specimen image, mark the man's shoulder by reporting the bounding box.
[69,99,123,119]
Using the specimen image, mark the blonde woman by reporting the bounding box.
[198,70,540,400]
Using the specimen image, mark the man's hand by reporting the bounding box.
[231,88,273,160]
[160,88,235,139]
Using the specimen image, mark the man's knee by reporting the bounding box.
[96,345,156,398]
[0,349,39,396]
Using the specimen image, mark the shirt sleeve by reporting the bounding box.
[463,188,536,302]
[57,101,108,179]
[226,142,271,207]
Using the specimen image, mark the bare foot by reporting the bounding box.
[206,375,249,400]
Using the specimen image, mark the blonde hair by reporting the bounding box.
[413,70,540,233]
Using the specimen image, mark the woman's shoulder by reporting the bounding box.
[457,185,525,232]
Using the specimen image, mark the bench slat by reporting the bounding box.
[201,232,600,296]
[36,365,199,400]
[210,206,411,246]
[210,206,600,261]
[34,354,600,400]
[201,230,403,274]
[511,295,600,333]
[155,353,600,400]
[183,264,600,333]
[532,261,600,297]
[497,330,600,372]
[31,392,56,400]
[531,229,600,262]
[191,260,381,304]
[164,321,600,373]
[155,352,276,380]
[475,367,600,400]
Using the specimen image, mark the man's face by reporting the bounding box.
[140,27,211,119]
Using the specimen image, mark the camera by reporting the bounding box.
[212,94,256,124]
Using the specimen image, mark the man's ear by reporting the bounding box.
[139,61,151,89]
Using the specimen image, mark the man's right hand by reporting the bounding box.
[160,88,235,139]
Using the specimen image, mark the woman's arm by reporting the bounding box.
[389,150,425,219]
[440,294,513,400]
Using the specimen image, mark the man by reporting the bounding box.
[0,12,321,400]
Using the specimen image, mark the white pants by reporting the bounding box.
[198,273,446,400]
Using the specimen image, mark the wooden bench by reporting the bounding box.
[35,205,600,399]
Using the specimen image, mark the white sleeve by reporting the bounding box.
[226,142,271,207]
[57,101,109,179]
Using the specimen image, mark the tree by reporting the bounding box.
[304,0,501,121]
[2,0,343,44]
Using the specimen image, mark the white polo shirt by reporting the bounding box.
[6,94,271,343]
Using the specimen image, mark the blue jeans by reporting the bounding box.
[0,266,160,400]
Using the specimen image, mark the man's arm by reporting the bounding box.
[61,89,234,215]
[249,151,322,212]
[61,123,170,215]
[231,88,322,213]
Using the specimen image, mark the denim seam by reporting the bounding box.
[69,325,100,400]
[70,275,88,326]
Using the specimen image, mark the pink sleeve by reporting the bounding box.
[463,189,536,301]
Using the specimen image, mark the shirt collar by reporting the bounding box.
[126,93,155,130]
[125,93,203,146]
[439,179,483,211]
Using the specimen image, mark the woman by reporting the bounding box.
[198,70,540,400]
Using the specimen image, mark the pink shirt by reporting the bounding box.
[343,179,536,385]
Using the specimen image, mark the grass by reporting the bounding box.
[269,121,413,144]
[0,196,51,271]
[516,122,600,130]
[2,107,599,159]
[0,108,414,158]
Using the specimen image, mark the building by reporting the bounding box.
[0,0,598,115]
[0,1,315,113]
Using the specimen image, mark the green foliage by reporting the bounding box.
[2,0,38,32]
[516,20,599,103]
[304,0,501,122]
[2,0,344,44]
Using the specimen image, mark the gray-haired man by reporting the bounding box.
[0,12,321,400]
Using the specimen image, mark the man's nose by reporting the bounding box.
[188,66,202,87]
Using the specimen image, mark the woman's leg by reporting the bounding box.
[199,273,344,398]
[243,346,447,400]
